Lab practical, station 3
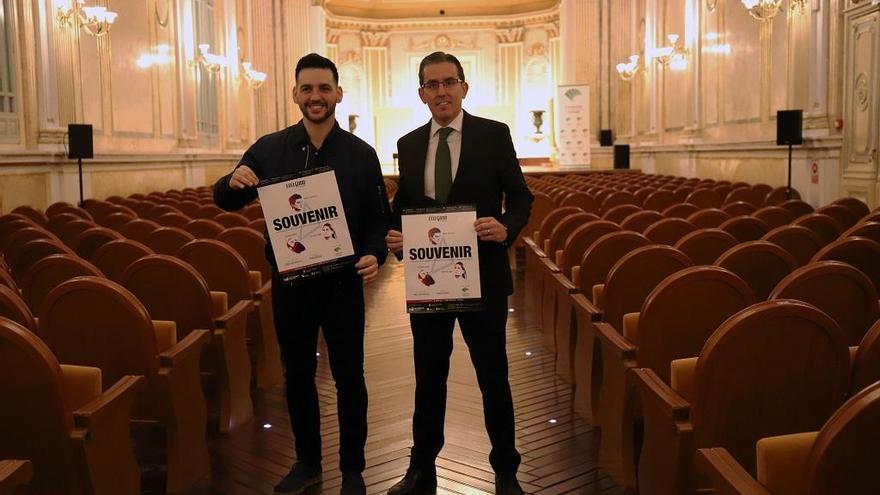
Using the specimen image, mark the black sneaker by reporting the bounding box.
[340,472,366,495]
[386,467,437,495]
[495,473,525,495]
[274,462,322,494]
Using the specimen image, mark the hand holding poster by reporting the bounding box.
[257,166,356,283]
[402,205,481,313]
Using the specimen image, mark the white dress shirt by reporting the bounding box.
[424,110,463,200]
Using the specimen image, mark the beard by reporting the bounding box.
[300,100,335,124]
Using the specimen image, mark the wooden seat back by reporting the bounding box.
[532,206,582,245]
[850,321,880,394]
[603,245,693,331]
[0,286,36,332]
[715,240,796,300]
[10,239,72,284]
[21,254,104,313]
[38,276,159,388]
[638,266,755,382]
[545,213,599,258]
[643,190,676,212]
[831,197,870,222]
[720,201,756,217]
[752,205,795,229]
[674,228,738,265]
[58,219,95,248]
[560,192,599,214]
[214,212,250,228]
[74,226,124,261]
[812,236,880,292]
[577,231,651,295]
[600,191,637,214]
[91,239,155,283]
[764,187,802,206]
[183,218,225,239]
[662,202,699,219]
[693,299,849,475]
[557,220,621,277]
[216,227,272,282]
[687,208,732,229]
[176,239,253,305]
[685,189,722,209]
[723,187,763,207]
[643,217,697,246]
[620,210,664,233]
[156,212,191,228]
[817,204,858,230]
[145,227,196,255]
[762,225,823,267]
[770,261,880,346]
[118,218,161,243]
[778,198,814,218]
[841,221,880,244]
[719,215,770,242]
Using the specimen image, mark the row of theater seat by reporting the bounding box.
[0,186,286,494]
[519,172,880,495]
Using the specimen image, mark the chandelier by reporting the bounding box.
[55,0,118,36]
[741,0,782,21]
[615,55,640,81]
[241,62,267,89]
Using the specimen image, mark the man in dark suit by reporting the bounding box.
[385,52,533,495]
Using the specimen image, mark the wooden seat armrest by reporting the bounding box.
[571,266,580,289]
[571,293,602,321]
[523,236,538,250]
[592,284,605,309]
[159,329,210,367]
[72,375,143,429]
[152,320,178,353]
[631,367,691,421]
[551,272,577,292]
[555,250,564,266]
[595,322,636,360]
[755,432,818,495]
[0,460,34,490]
[253,281,271,301]
[539,256,560,273]
[698,448,771,495]
[214,300,252,329]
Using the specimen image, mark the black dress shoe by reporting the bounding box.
[495,473,525,495]
[274,462,322,494]
[340,472,366,495]
[386,467,437,495]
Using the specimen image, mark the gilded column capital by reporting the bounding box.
[327,29,341,44]
[361,31,390,48]
[545,21,560,38]
[495,26,524,44]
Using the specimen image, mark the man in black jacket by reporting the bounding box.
[214,53,389,495]
[385,52,534,495]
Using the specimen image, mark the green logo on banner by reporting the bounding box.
[564,88,582,100]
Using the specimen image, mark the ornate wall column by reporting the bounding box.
[361,30,389,145]
[283,0,316,124]
[495,26,524,108]
[326,29,339,65]
[560,0,599,142]
[547,21,560,152]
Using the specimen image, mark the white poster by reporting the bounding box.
[402,206,482,313]
[555,84,591,167]
[258,167,356,283]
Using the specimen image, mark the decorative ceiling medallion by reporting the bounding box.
[855,73,870,111]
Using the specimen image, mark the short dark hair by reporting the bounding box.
[418,52,465,85]
[295,53,339,84]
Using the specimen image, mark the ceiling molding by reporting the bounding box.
[325,5,560,33]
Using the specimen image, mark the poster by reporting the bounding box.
[402,205,482,313]
[555,84,591,167]
[257,166,356,283]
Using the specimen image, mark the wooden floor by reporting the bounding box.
[142,256,621,495]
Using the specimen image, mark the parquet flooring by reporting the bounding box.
[147,256,621,495]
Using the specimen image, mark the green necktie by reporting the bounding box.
[434,127,453,204]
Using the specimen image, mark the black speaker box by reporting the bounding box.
[599,129,613,147]
[776,110,803,145]
[68,124,94,159]
[613,144,630,170]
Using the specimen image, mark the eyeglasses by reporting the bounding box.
[420,78,463,91]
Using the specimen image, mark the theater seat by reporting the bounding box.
[0,316,141,495]
[699,380,880,495]
[38,277,211,493]
[0,460,33,494]
[633,300,849,495]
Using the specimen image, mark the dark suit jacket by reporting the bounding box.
[392,111,533,297]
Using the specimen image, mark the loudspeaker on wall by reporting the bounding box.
[776,110,803,146]
[68,124,94,159]
[599,129,613,147]
[613,144,630,169]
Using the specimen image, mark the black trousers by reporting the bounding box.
[272,273,367,473]
[408,295,521,474]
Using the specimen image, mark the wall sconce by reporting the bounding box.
[55,0,118,36]
[789,0,807,15]
[653,34,688,70]
[741,0,783,21]
[616,55,640,81]
[188,44,227,73]
[240,62,267,88]
[136,44,174,69]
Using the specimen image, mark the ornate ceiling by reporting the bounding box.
[324,0,560,19]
